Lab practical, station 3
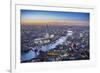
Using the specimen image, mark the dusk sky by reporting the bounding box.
[21,9,89,26]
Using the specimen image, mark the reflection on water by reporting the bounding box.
[21,25,90,62]
[21,36,67,62]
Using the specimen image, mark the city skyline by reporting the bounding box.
[21,9,90,63]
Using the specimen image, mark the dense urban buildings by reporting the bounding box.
[21,10,90,63]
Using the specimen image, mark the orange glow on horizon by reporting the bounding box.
[21,19,89,26]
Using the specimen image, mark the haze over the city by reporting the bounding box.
[21,9,90,63]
